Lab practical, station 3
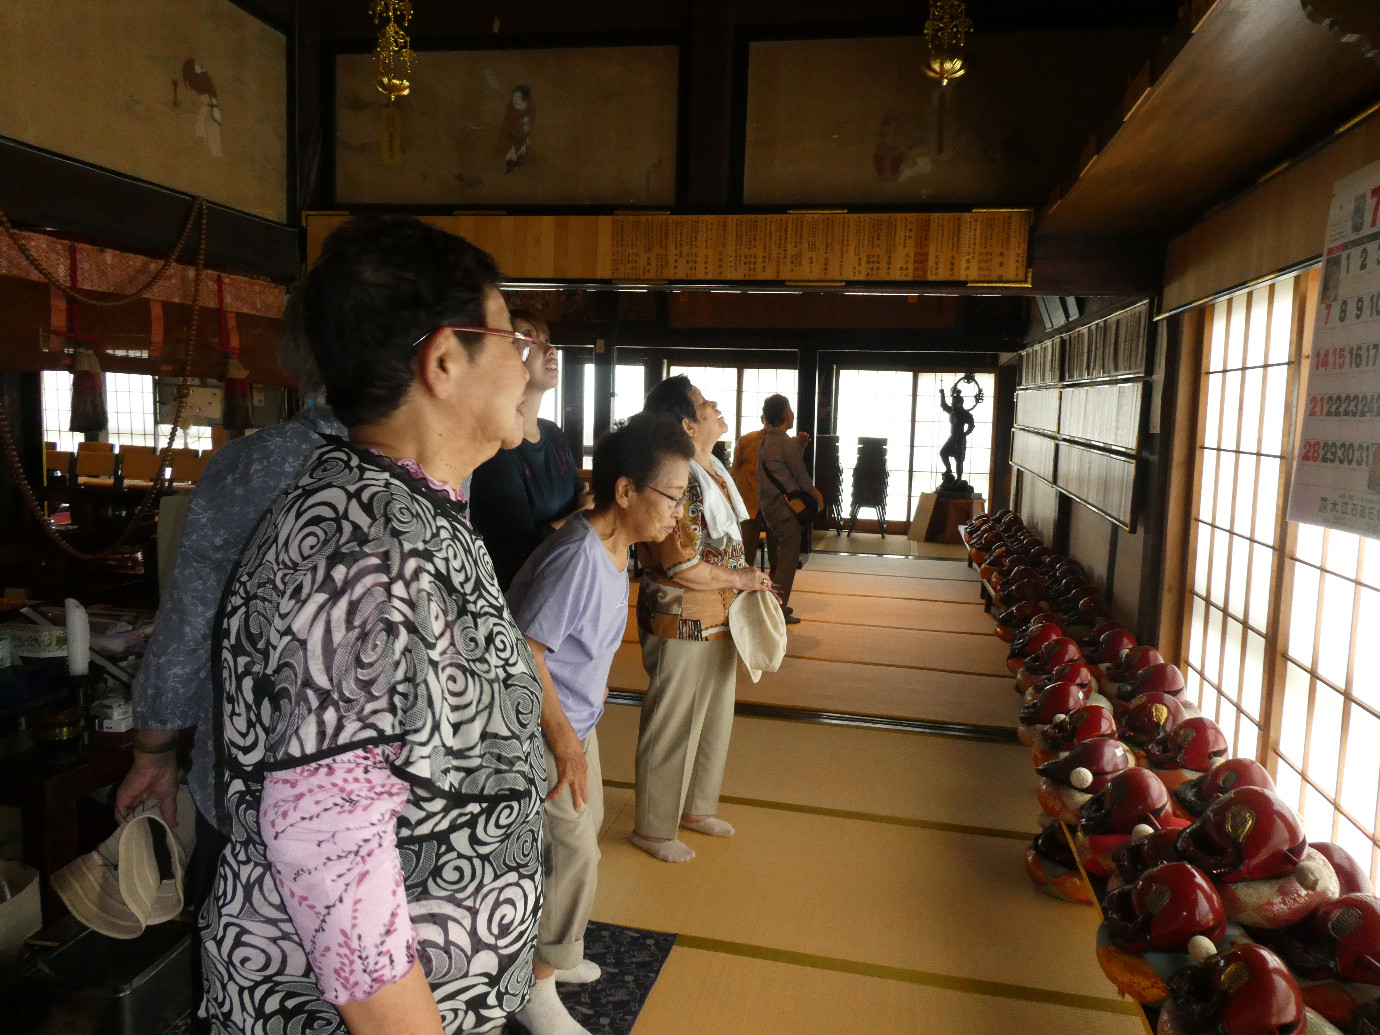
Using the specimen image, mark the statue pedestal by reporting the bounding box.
[908,492,986,545]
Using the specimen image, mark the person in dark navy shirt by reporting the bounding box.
[471,309,589,588]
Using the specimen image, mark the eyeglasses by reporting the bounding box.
[644,484,685,507]
[410,325,538,361]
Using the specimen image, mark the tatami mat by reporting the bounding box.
[625,583,992,636]
[601,785,633,841]
[810,533,971,562]
[623,587,992,637]
[621,613,1007,676]
[596,703,1040,835]
[608,645,1017,728]
[789,569,982,600]
[778,620,1008,674]
[801,553,977,581]
[596,558,1125,1031]
[593,801,1121,1002]
[785,591,994,633]
[634,947,1144,1035]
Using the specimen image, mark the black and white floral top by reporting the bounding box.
[203,442,546,1034]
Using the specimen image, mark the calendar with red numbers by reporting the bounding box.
[1288,156,1380,536]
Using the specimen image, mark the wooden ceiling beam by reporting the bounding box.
[319,0,1178,44]
[552,321,1014,354]
[1038,0,1380,237]
[1029,233,1166,296]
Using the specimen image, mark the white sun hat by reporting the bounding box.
[50,800,186,939]
[728,589,788,683]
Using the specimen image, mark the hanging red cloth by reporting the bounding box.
[218,274,252,431]
[65,245,107,435]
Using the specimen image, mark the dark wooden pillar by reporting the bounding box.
[592,337,615,446]
[643,358,664,402]
[990,361,1018,511]
[1138,313,1187,646]
[561,352,585,464]
[292,0,326,222]
[796,347,818,471]
[685,0,735,208]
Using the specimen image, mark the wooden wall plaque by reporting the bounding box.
[305,210,1031,284]
[1013,388,1061,436]
[1011,300,1152,530]
[1057,442,1138,528]
[1011,429,1058,485]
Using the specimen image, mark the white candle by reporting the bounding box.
[65,598,90,678]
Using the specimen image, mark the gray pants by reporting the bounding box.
[634,633,737,840]
[538,729,604,970]
[766,514,802,608]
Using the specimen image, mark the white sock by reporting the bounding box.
[514,976,591,1035]
[554,959,601,984]
[681,815,735,837]
[628,831,695,862]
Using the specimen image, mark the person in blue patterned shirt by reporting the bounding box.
[116,288,346,901]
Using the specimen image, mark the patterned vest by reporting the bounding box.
[205,443,545,1034]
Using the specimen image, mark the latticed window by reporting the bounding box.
[835,369,995,523]
[42,370,211,450]
[1179,267,1380,883]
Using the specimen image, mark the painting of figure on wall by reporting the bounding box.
[180,58,223,158]
[0,0,285,220]
[335,46,677,206]
[746,31,1159,206]
[503,85,533,173]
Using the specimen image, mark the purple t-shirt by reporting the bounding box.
[506,515,629,740]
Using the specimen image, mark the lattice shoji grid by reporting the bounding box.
[1182,269,1380,884]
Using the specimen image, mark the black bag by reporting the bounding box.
[763,464,819,528]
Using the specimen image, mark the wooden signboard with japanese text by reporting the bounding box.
[1287,156,1380,537]
[304,210,1030,284]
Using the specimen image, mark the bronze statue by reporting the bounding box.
[938,373,982,493]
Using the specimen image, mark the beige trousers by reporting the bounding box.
[538,729,604,970]
[635,633,737,840]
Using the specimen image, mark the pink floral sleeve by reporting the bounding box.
[261,744,417,1005]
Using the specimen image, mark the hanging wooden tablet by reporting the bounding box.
[381,104,404,165]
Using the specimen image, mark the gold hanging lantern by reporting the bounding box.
[371,0,415,100]
[923,0,973,86]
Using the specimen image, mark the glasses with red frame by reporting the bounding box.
[410,325,537,361]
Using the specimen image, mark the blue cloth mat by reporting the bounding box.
[160,921,677,1035]
[506,921,678,1035]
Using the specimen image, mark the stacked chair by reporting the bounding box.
[847,437,889,536]
[963,510,1379,1035]
[813,435,845,535]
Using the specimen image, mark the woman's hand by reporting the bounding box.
[548,730,589,812]
[527,635,589,811]
[736,568,774,594]
[115,740,181,827]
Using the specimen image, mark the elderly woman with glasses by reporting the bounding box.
[471,309,589,590]
[632,375,775,863]
[202,215,545,1035]
[504,412,694,1035]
